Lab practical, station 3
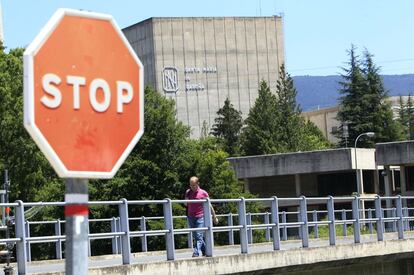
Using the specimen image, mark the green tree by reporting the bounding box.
[398,95,408,134]
[210,98,243,156]
[92,86,191,203]
[241,80,280,155]
[0,47,63,202]
[274,64,329,152]
[362,50,404,145]
[242,66,330,155]
[275,64,302,151]
[336,46,403,147]
[336,45,367,147]
[407,95,414,138]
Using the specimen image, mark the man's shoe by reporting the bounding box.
[192,253,199,258]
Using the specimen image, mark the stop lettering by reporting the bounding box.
[41,73,133,113]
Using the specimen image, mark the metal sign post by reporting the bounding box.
[65,179,89,275]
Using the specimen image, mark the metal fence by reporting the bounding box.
[2,195,414,274]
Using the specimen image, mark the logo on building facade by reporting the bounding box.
[162,67,179,93]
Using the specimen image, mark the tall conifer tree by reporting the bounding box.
[336,46,403,147]
[210,98,243,156]
[241,80,280,155]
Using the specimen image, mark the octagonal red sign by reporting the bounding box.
[23,9,144,179]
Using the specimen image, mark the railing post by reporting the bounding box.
[297,211,302,239]
[25,221,31,262]
[404,207,410,231]
[203,198,214,257]
[396,195,404,239]
[187,218,193,248]
[264,212,270,242]
[119,198,131,264]
[270,196,280,250]
[368,209,373,234]
[299,196,309,248]
[228,213,234,245]
[392,208,397,232]
[116,217,122,253]
[327,196,336,245]
[375,196,384,241]
[111,217,118,254]
[55,219,63,259]
[15,200,27,275]
[87,221,91,257]
[352,196,361,243]
[163,198,175,260]
[237,198,249,254]
[140,216,148,252]
[246,213,252,244]
[342,209,347,236]
[312,210,318,239]
[282,211,287,241]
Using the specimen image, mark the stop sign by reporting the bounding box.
[23,9,144,179]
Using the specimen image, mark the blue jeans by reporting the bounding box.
[187,216,205,256]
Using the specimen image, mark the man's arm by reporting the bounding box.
[210,204,218,225]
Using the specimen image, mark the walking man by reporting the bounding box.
[185,176,218,257]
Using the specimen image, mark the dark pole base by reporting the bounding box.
[4,265,14,275]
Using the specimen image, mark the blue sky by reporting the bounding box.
[2,0,414,76]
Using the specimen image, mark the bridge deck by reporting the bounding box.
[3,232,413,275]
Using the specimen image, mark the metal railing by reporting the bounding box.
[2,195,414,274]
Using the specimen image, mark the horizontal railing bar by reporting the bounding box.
[308,221,331,226]
[279,222,304,226]
[171,199,207,203]
[244,198,274,202]
[0,238,21,244]
[27,235,65,242]
[27,220,59,225]
[247,223,276,229]
[128,200,168,205]
[0,203,18,207]
[210,199,242,203]
[130,229,169,237]
[88,201,123,206]
[23,202,66,207]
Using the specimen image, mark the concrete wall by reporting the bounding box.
[123,19,156,90]
[303,106,340,144]
[376,140,414,166]
[248,174,319,198]
[228,148,376,179]
[124,16,284,138]
[36,239,414,275]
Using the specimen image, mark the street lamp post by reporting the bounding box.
[354,132,375,223]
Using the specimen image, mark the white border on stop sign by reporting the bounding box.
[23,8,144,179]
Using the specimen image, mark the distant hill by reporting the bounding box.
[293,74,414,111]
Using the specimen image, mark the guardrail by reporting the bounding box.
[2,195,414,274]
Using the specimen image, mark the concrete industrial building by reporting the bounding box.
[123,16,285,138]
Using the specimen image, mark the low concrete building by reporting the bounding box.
[228,148,379,205]
[376,140,414,199]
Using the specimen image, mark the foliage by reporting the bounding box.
[210,98,243,156]
[398,94,414,139]
[241,66,330,155]
[336,46,404,147]
[0,47,64,203]
[241,80,280,155]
